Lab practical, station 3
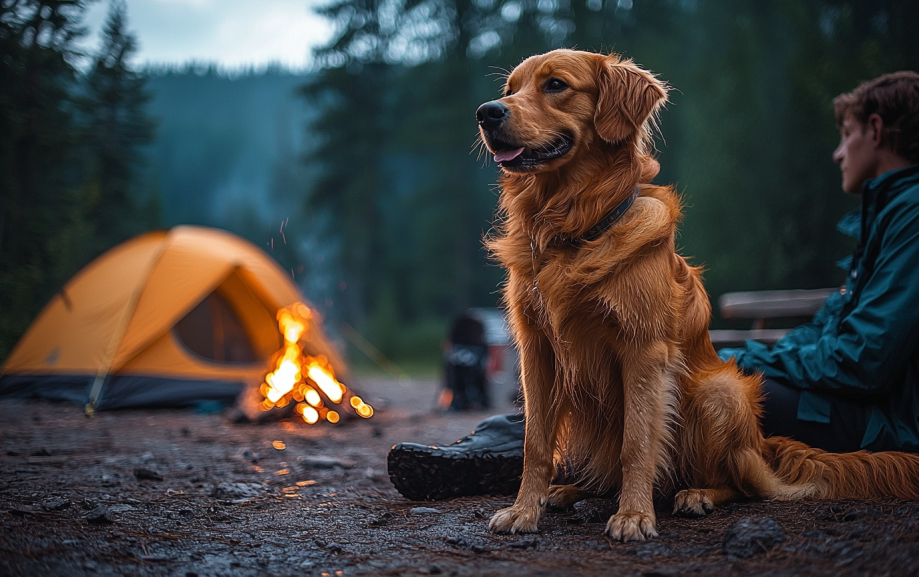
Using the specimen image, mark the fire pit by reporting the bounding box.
[257,303,373,425]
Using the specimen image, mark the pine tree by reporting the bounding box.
[0,0,87,359]
[79,0,156,252]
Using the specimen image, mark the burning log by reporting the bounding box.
[257,303,372,425]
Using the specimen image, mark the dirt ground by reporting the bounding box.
[2,377,919,577]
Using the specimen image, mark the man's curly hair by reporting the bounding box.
[834,71,919,164]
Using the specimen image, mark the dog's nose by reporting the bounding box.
[476,101,509,129]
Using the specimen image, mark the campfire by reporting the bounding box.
[258,303,373,425]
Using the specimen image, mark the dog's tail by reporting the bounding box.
[762,436,919,500]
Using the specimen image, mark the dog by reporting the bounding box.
[476,48,919,542]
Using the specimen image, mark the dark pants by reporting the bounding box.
[760,378,872,453]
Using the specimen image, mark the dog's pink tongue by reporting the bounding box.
[494,147,525,163]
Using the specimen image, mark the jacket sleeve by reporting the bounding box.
[717,290,842,364]
[725,202,919,397]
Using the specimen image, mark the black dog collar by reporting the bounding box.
[569,185,640,248]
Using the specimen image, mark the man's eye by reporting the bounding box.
[545,78,568,93]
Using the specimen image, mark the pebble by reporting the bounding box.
[85,505,113,525]
[299,455,356,469]
[211,482,263,498]
[722,516,788,558]
[409,507,441,516]
[368,511,394,527]
[42,498,71,511]
[134,467,163,481]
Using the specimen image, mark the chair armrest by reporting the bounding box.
[719,288,839,319]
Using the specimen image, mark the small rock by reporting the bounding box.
[139,452,155,463]
[298,560,314,569]
[722,517,787,558]
[242,450,262,462]
[42,498,72,511]
[211,482,263,498]
[368,511,394,527]
[409,507,441,516]
[6,450,21,456]
[30,447,51,456]
[85,505,113,525]
[428,566,442,575]
[299,455,356,469]
[134,467,163,481]
[326,542,344,553]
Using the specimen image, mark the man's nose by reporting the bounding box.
[832,143,844,164]
[476,101,509,130]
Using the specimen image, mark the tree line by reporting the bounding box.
[2,0,917,367]
[301,0,919,363]
[0,0,156,358]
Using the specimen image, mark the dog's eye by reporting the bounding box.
[544,78,568,93]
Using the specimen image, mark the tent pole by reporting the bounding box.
[85,235,173,417]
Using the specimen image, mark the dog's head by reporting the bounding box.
[476,50,668,174]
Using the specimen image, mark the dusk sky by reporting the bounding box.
[82,0,335,70]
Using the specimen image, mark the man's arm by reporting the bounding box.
[721,200,919,397]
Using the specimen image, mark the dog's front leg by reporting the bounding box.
[489,323,557,534]
[607,344,675,542]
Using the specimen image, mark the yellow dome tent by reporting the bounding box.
[0,226,344,412]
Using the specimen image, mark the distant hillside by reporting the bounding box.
[141,66,339,312]
[143,66,313,226]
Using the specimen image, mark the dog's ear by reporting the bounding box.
[594,56,668,144]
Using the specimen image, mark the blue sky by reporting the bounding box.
[83,0,335,70]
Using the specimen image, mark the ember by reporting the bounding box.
[259,303,372,424]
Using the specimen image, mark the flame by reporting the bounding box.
[259,303,373,425]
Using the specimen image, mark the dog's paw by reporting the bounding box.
[546,485,586,510]
[673,489,715,517]
[605,511,658,542]
[489,505,540,534]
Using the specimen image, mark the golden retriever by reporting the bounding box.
[476,48,919,542]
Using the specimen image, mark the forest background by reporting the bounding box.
[2,0,918,370]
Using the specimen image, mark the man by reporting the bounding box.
[720,71,919,454]
[388,71,919,500]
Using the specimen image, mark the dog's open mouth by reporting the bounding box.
[490,134,573,169]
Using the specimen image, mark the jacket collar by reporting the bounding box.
[862,163,919,199]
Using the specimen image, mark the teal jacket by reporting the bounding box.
[719,164,919,451]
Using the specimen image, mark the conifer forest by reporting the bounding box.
[2,0,918,366]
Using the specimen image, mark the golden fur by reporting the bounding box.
[478,49,919,542]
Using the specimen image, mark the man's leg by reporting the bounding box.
[760,378,869,453]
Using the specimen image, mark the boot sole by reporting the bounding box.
[387,443,523,501]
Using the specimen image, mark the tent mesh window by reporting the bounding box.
[173,292,258,363]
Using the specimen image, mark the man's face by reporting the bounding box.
[833,114,881,194]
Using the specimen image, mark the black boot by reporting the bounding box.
[387,413,525,501]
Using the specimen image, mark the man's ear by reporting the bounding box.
[867,113,885,148]
[595,56,669,144]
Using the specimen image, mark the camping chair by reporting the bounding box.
[708,287,839,349]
